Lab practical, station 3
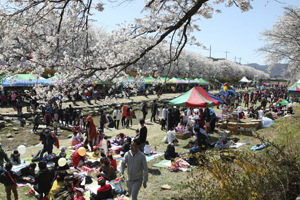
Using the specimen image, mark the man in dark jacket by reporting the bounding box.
[138,119,147,153]
[261,97,267,109]
[194,127,207,151]
[173,106,181,127]
[187,141,201,165]
[0,143,10,173]
[164,139,179,160]
[167,107,174,131]
[0,162,20,200]
[34,161,53,199]
[39,131,57,161]
[64,108,70,126]
[57,105,64,125]
[150,100,158,122]
[17,163,36,184]
[120,137,132,157]
[201,108,211,134]
[99,109,106,131]
[68,104,74,125]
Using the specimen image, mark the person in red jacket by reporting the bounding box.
[90,177,113,200]
[85,116,97,150]
[72,145,88,168]
[121,104,127,127]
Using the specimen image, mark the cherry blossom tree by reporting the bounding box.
[259,6,300,81]
[0,0,267,99]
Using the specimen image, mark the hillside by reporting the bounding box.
[246,63,288,77]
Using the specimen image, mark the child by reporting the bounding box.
[79,115,84,130]
[0,162,20,200]
[74,187,85,200]
[10,149,21,165]
[53,119,59,136]
[116,133,125,145]
[77,130,83,142]
[54,112,59,122]
[144,141,151,155]
[59,146,66,158]
[91,177,113,200]
[107,154,117,170]
[120,137,131,157]
[135,129,139,139]
[71,131,80,146]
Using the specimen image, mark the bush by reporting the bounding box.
[178,119,300,200]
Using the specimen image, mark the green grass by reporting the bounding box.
[1,89,299,200]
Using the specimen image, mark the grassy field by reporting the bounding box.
[1,89,298,200]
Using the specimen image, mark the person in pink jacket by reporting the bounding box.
[11,92,16,109]
[74,187,85,200]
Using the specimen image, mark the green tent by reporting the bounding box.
[144,77,155,84]
[0,74,8,85]
[184,78,199,84]
[276,99,289,107]
[167,77,180,84]
[195,78,209,85]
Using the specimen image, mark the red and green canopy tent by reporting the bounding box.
[168,87,219,107]
[288,83,300,98]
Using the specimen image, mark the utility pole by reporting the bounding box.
[225,50,229,59]
[209,45,211,58]
[234,56,236,63]
[239,57,242,64]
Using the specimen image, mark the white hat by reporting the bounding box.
[60,146,66,150]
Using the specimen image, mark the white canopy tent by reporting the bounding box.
[238,76,250,83]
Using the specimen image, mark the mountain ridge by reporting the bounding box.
[246,63,287,77]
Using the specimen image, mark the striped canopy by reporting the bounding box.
[288,83,300,94]
[195,78,209,85]
[168,86,219,107]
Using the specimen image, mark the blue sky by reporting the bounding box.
[92,0,299,65]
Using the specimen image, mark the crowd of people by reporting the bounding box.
[0,114,150,200]
[0,81,296,200]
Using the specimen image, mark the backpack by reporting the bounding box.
[33,115,37,123]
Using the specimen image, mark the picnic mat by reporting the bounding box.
[153,159,172,168]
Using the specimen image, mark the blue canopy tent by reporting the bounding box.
[208,92,224,104]
[2,75,53,87]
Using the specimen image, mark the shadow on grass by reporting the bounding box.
[148,168,162,176]
[145,123,154,125]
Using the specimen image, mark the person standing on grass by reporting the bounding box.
[16,98,22,114]
[0,162,20,200]
[85,116,97,150]
[141,102,148,121]
[150,100,158,122]
[57,105,64,125]
[138,119,147,153]
[33,113,41,133]
[120,139,148,200]
[0,143,10,173]
[113,106,121,129]
[121,104,127,127]
[173,106,181,127]
[161,105,168,130]
[44,111,52,127]
[34,161,53,199]
[99,109,107,131]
